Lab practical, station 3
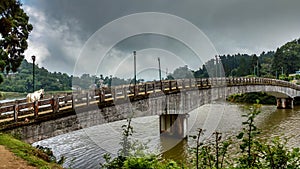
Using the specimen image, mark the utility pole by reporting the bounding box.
[166,68,168,78]
[215,55,218,77]
[133,51,137,95]
[158,57,162,90]
[31,55,36,92]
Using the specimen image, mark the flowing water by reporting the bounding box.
[33,102,300,168]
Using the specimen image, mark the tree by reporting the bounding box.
[0,0,33,81]
[169,65,194,79]
[271,39,300,76]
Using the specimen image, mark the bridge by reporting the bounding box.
[0,77,299,143]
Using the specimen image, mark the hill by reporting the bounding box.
[0,38,299,93]
[0,60,71,93]
[271,39,300,75]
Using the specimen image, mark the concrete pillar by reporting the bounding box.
[159,114,188,138]
[277,98,293,109]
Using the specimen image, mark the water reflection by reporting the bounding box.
[160,137,189,163]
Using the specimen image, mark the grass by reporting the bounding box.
[0,133,63,169]
[0,91,27,100]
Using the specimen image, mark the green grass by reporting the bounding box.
[0,91,27,100]
[0,133,62,169]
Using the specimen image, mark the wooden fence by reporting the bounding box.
[0,77,299,123]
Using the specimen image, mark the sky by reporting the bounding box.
[21,0,300,80]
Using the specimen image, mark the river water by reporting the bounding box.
[32,102,300,168]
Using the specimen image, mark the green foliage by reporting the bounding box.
[119,118,134,157]
[189,103,300,169]
[168,51,276,79]
[0,0,33,74]
[190,129,232,169]
[236,102,262,168]
[257,137,300,169]
[167,65,194,79]
[227,92,276,105]
[35,145,65,165]
[271,39,300,76]
[99,103,300,169]
[0,133,63,168]
[279,74,292,81]
[0,60,72,92]
[123,156,182,169]
[100,117,185,169]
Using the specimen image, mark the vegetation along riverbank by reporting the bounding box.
[99,103,300,168]
[227,92,276,104]
[0,133,63,169]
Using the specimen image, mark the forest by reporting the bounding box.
[0,38,299,93]
[165,39,300,80]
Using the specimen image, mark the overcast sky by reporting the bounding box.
[21,0,300,80]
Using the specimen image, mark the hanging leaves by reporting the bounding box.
[0,0,33,77]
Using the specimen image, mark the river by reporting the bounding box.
[32,102,300,168]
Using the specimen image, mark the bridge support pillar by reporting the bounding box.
[277,98,293,109]
[159,114,189,139]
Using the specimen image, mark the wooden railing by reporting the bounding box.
[0,77,299,123]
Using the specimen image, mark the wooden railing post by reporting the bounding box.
[144,84,147,95]
[112,87,117,101]
[169,81,172,91]
[99,88,105,102]
[161,81,164,91]
[86,92,90,106]
[134,85,138,96]
[182,79,185,89]
[123,87,128,99]
[51,97,59,113]
[200,79,203,87]
[13,104,18,122]
[34,101,39,117]
[71,95,75,109]
[153,83,156,93]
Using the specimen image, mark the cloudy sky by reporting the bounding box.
[21,0,300,80]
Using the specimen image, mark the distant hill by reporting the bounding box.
[0,60,132,93]
[0,60,72,93]
[0,38,299,93]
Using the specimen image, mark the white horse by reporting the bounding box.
[26,89,44,103]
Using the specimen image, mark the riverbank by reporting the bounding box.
[227,92,276,104]
[0,133,63,169]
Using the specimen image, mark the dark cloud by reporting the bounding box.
[23,0,300,76]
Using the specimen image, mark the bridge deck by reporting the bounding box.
[0,77,299,124]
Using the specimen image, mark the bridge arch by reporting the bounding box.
[225,85,299,98]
